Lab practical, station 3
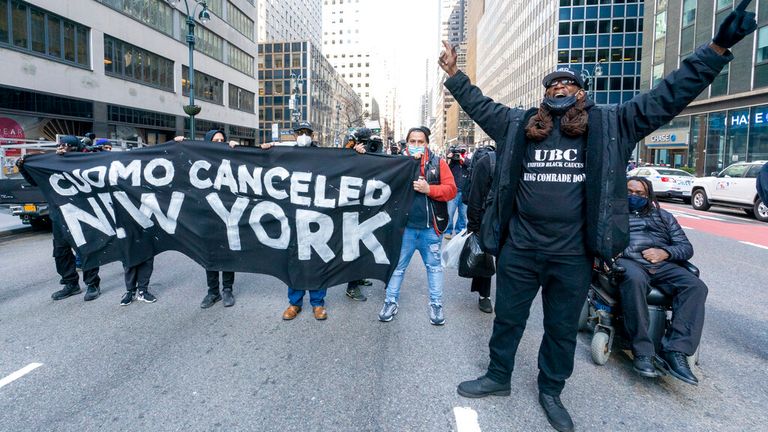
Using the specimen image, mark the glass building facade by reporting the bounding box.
[640,0,768,175]
[258,41,362,147]
[557,0,645,105]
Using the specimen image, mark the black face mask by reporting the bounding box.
[543,95,577,115]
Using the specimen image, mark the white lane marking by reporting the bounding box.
[740,241,768,250]
[669,211,729,222]
[680,226,694,230]
[454,407,482,432]
[0,363,43,389]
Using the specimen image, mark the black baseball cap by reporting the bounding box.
[542,67,585,89]
[294,121,313,134]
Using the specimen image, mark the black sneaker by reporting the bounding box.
[478,297,493,313]
[200,293,221,309]
[120,291,135,306]
[222,289,235,307]
[539,392,574,432]
[138,290,157,303]
[83,285,101,302]
[51,285,81,301]
[345,285,367,301]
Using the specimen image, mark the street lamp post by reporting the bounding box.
[335,103,341,147]
[167,0,210,138]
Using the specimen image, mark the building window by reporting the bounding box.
[0,1,90,67]
[228,43,254,76]
[179,21,223,61]
[182,65,224,104]
[104,35,174,91]
[227,2,254,41]
[755,26,768,87]
[681,0,696,26]
[680,0,696,57]
[107,104,175,129]
[711,65,729,97]
[228,84,254,113]
[96,0,173,36]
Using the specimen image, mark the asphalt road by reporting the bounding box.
[0,209,766,431]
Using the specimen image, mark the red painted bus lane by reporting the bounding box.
[669,212,768,248]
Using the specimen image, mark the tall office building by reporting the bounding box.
[257,0,322,48]
[0,0,259,146]
[432,0,465,149]
[469,1,644,144]
[639,0,768,175]
[257,40,361,147]
[322,0,375,118]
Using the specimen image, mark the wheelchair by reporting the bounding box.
[578,259,700,370]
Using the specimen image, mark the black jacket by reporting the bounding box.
[622,207,693,269]
[466,151,494,233]
[758,162,768,205]
[444,44,731,259]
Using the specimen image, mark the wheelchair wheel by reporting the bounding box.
[590,331,611,365]
[577,300,590,332]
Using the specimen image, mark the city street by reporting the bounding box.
[0,203,766,432]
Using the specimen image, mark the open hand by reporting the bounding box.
[439,40,459,77]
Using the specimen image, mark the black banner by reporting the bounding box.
[23,141,418,290]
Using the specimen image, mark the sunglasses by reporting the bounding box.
[546,78,577,88]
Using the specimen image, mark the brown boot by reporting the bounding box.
[313,306,328,320]
[282,305,301,320]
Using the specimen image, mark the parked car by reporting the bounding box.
[689,161,768,222]
[627,166,695,203]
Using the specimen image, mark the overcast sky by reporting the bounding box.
[368,0,440,133]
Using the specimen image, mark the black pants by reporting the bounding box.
[471,276,492,297]
[52,232,99,288]
[486,243,592,396]
[124,258,154,292]
[617,258,708,357]
[206,271,235,294]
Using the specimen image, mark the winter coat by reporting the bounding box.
[757,162,768,205]
[444,44,732,259]
[622,207,693,269]
[466,150,494,233]
[407,148,457,234]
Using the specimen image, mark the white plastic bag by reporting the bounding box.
[441,230,469,269]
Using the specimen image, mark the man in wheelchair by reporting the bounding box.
[617,177,708,385]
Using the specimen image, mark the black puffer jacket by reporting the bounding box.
[445,44,732,259]
[622,207,693,269]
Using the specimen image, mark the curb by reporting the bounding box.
[0,225,33,238]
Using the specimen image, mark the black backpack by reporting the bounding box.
[461,147,496,205]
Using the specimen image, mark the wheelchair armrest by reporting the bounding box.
[678,261,700,277]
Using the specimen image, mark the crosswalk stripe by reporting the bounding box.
[454,407,482,432]
[0,363,43,389]
[740,241,768,250]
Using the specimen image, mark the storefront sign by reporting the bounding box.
[0,117,25,156]
[729,107,768,128]
[644,128,689,149]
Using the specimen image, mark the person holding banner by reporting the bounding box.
[120,258,157,305]
[274,122,329,321]
[377,126,457,325]
[16,136,102,302]
[199,129,238,309]
[439,1,756,430]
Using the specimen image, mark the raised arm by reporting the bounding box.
[619,1,755,152]
[439,41,512,143]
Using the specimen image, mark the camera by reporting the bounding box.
[448,145,466,160]
[390,139,405,155]
[348,127,384,153]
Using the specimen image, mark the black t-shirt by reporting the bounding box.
[509,122,587,254]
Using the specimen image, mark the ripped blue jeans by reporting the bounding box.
[385,227,444,305]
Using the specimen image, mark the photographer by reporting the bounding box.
[445,145,468,239]
[342,127,384,301]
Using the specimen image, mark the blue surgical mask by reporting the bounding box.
[628,195,648,212]
[408,146,424,156]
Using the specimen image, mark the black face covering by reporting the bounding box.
[543,95,577,115]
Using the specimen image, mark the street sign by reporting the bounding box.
[271,124,279,142]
